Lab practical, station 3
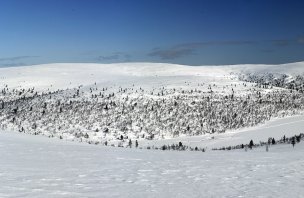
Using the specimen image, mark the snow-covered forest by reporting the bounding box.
[1,62,304,148]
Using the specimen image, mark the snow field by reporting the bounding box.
[0,131,303,198]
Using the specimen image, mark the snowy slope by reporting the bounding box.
[229,61,304,76]
[0,61,303,95]
[0,62,233,91]
[0,130,303,198]
[1,61,303,91]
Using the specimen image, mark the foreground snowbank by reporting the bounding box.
[0,131,303,198]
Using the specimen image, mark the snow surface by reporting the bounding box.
[0,63,233,91]
[1,62,304,91]
[0,130,303,198]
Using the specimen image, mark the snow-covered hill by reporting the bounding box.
[1,61,303,91]
[0,62,233,91]
[1,62,304,148]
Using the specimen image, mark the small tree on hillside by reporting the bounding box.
[249,140,254,149]
[291,137,296,148]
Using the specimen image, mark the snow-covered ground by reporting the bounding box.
[0,130,303,198]
[1,62,304,197]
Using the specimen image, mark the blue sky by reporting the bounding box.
[0,0,304,66]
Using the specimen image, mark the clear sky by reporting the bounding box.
[0,0,304,67]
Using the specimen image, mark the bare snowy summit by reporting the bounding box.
[1,61,304,90]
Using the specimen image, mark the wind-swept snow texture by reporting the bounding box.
[0,131,303,198]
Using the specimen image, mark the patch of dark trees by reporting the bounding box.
[212,133,304,151]
[239,73,304,92]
